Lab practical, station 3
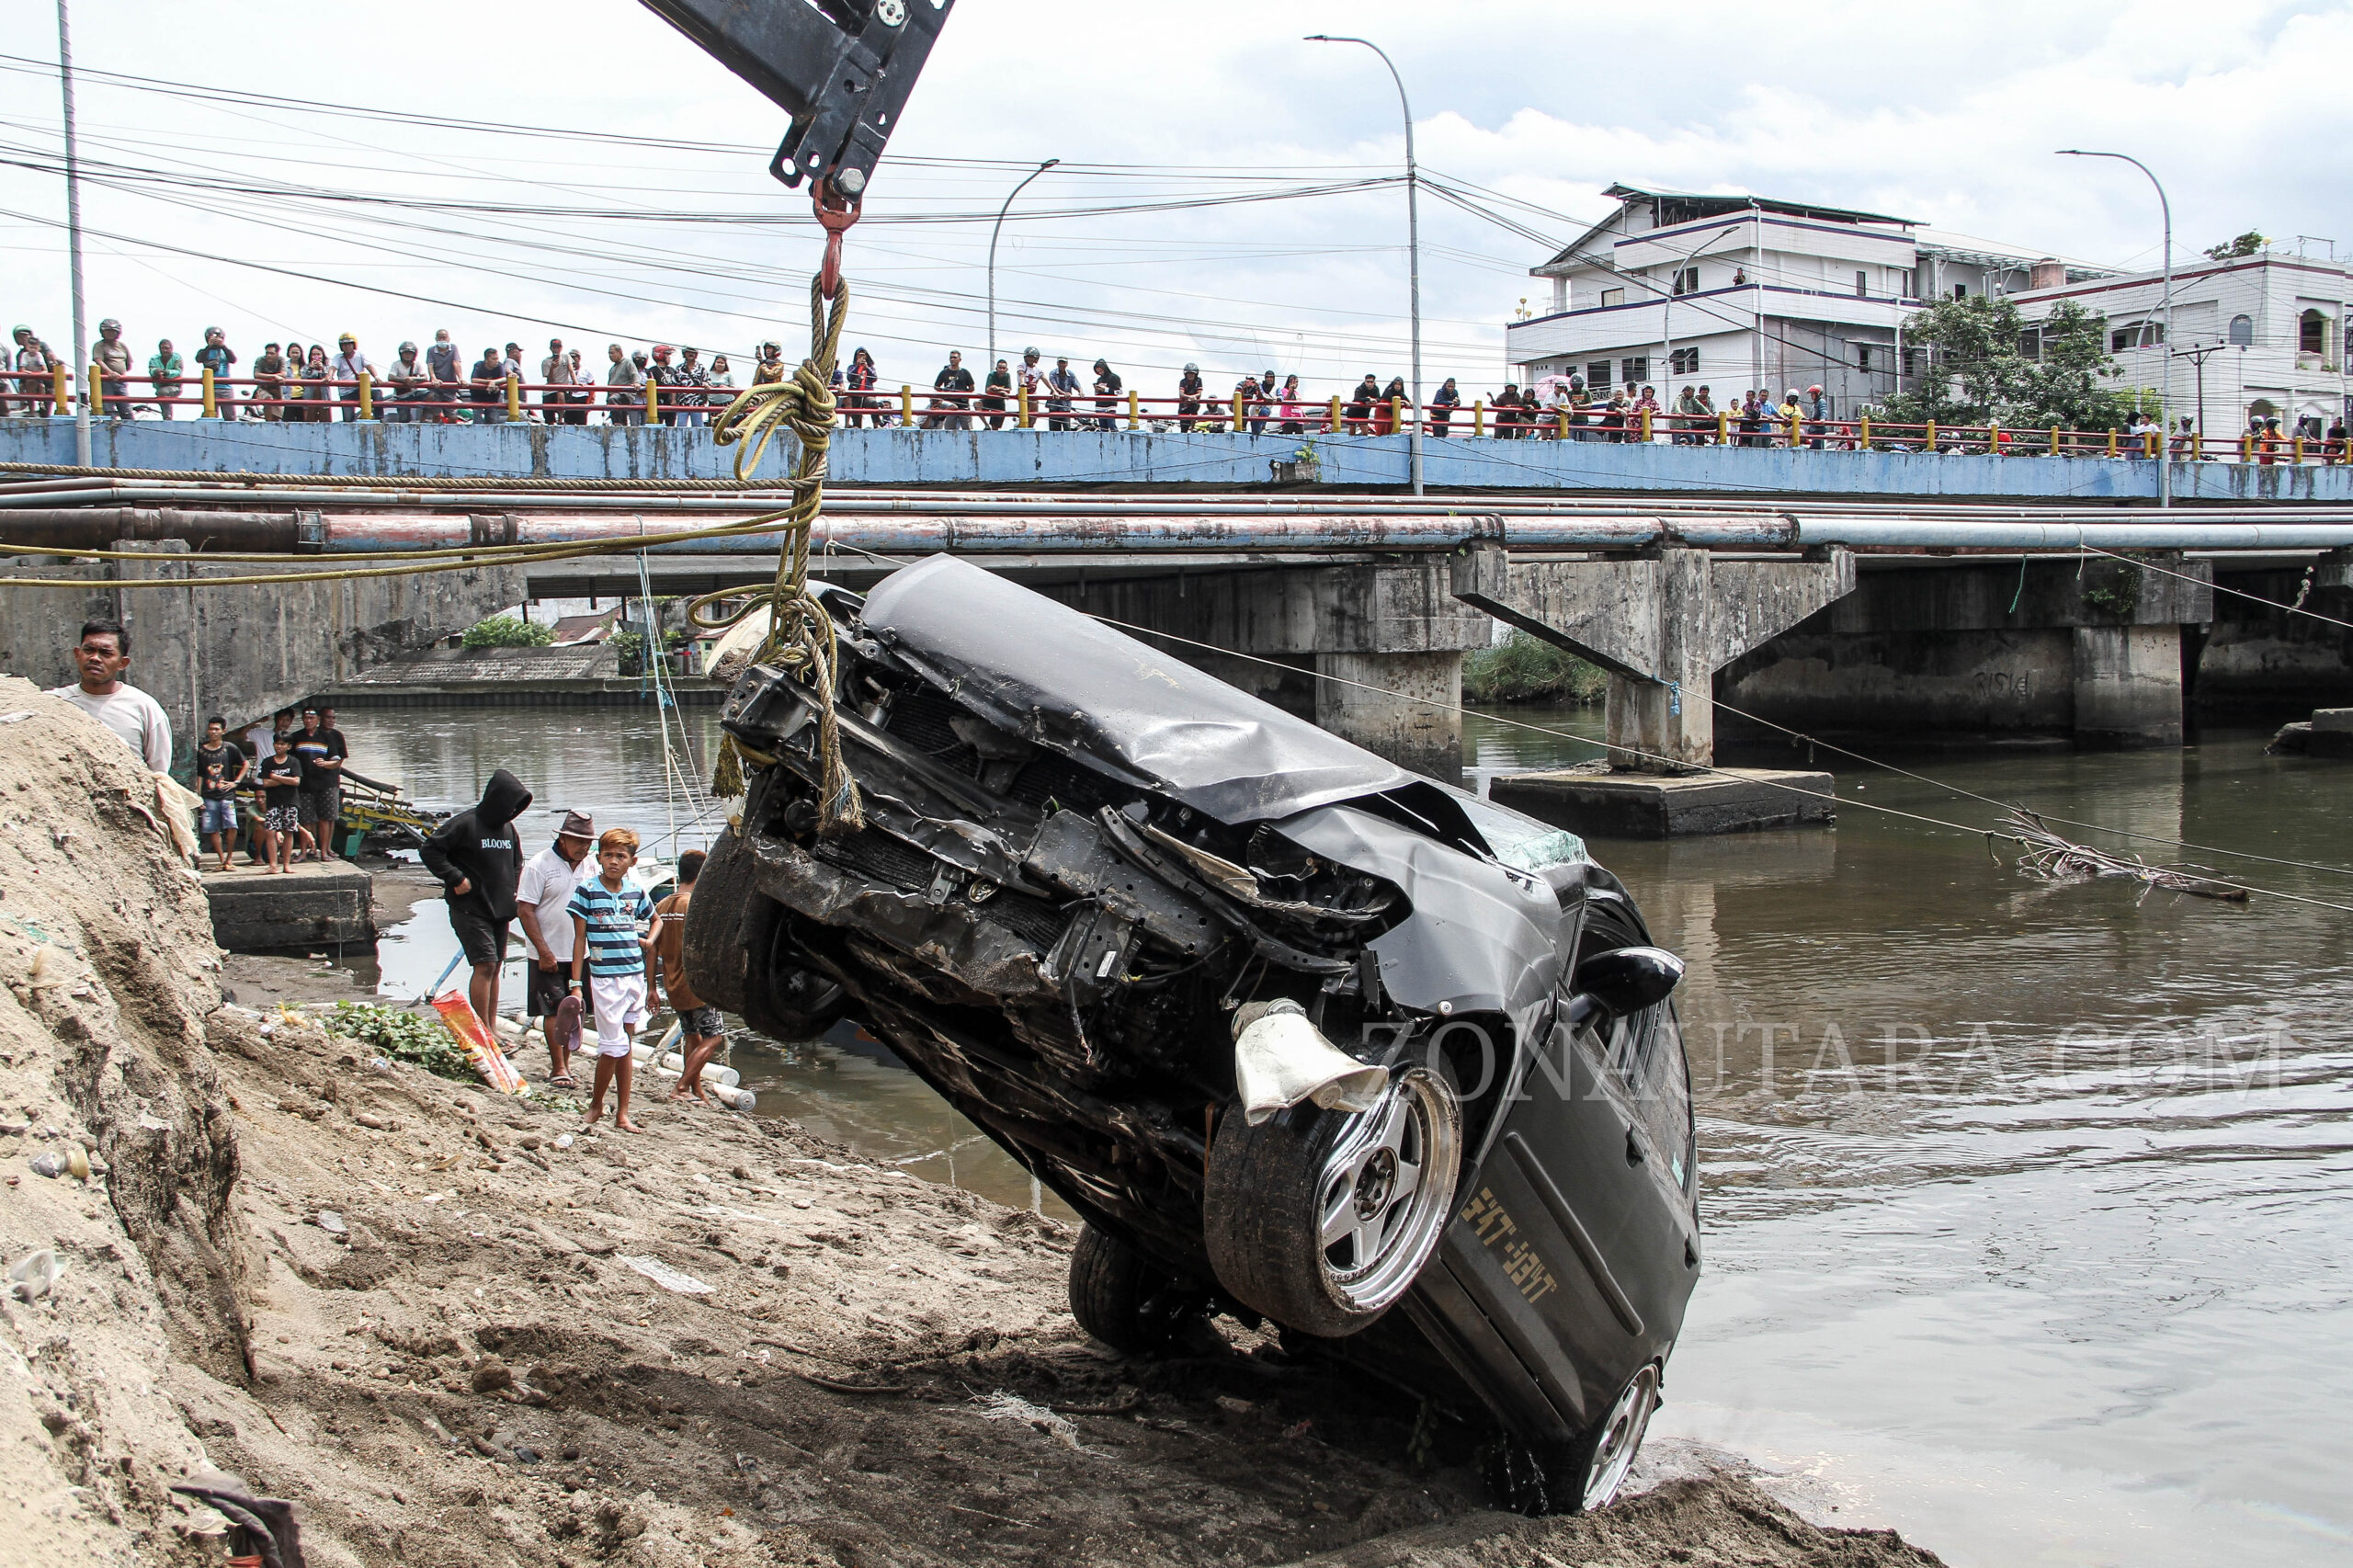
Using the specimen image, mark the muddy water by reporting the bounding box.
[341,704,2353,1567]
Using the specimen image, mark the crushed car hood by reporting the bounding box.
[861,555,1417,824]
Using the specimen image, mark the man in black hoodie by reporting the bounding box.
[420,768,533,1026]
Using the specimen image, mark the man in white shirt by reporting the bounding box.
[48,617,172,772]
[515,810,597,1086]
[330,333,379,421]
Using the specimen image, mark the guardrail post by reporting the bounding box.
[200,365,217,418]
[2240,434,2252,462]
[1018,383,1031,428]
[1987,420,2000,456]
[1925,419,1937,449]
[1641,408,1653,443]
[1718,411,1730,444]
[51,362,69,414]
[1329,394,1341,432]
[1788,411,1801,447]
[2107,428,2118,458]
[1128,388,1139,430]
[1859,415,1871,450]
[358,370,375,421]
[2295,434,2307,464]
[2051,426,2060,457]
[1233,391,1245,427]
[900,384,914,426]
[1472,399,1485,437]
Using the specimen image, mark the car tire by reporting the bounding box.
[1483,1362,1662,1516]
[1067,1223,1199,1356]
[1203,1065,1462,1339]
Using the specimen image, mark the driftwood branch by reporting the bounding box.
[2001,809,2248,903]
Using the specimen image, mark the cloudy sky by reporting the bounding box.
[1,0,2346,399]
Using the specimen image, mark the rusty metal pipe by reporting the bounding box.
[0,507,303,551]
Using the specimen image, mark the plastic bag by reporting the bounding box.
[430,990,528,1094]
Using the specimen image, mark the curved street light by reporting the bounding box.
[1307,35,1423,494]
[2060,149,2173,506]
[988,158,1060,381]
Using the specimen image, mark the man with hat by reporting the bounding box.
[330,333,378,420]
[91,317,131,418]
[1044,354,1081,431]
[517,810,597,1086]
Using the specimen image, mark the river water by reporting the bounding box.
[337,703,2353,1568]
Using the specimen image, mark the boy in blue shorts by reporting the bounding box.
[569,827,659,1133]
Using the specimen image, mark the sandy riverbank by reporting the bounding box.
[0,675,1945,1567]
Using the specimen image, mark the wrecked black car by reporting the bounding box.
[685,556,1700,1513]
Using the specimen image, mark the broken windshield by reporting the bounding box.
[1456,796,1590,874]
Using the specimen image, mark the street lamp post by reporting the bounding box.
[2059,149,2172,506]
[987,159,1059,383]
[1308,34,1422,494]
[56,0,89,466]
[1660,224,1740,422]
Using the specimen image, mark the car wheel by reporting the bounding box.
[1204,1065,1462,1338]
[1483,1362,1661,1516]
[1067,1223,1200,1356]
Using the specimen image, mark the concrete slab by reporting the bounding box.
[201,861,376,951]
[2311,707,2353,733]
[1492,764,1836,838]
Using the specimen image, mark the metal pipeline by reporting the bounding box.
[1793,517,2353,550]
[0,507,306,551]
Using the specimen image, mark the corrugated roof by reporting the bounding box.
[1602,182,1921,228]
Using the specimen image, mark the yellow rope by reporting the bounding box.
[695,274,859,833]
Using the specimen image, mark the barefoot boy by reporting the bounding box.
[654,849,723,1104]
[256,733,303,874]
[570,827,658,1132]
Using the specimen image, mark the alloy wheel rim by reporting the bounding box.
[1313,1067,1461,1312]
[1582,1365,1659,1512]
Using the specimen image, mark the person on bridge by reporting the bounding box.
[426,330,463,422]
[1044,356,1081,430]
[1093,359,1123,432]
[385,342,428,423]
[193,328,236,417]
[48,618,171,771]
[91,319,131,418]
[251,343,285,422]
[147,339,184,420]
[752,340,787,389]
[10,326,53,418]
[604,344,643,427]
[421,768,533,1028]
[841,347,880,426]
[1344,373,1380,435]
[1278,374,1306,435]
[981,358,1012,429]
[930,350,975,430]
[330,335,378,421]
[1428,376,1459,437]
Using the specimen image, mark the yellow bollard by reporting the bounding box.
[1859,415,1871,450]
[1987,421,2000,455]
[201,365,217,418]
[2240,434,2252,462]
[1718,411,1730,444]
[2295,434,2307,464]
[1789,412,1802,447]
[1926,419,1938,449]
[508,371,524,422]
[1233,391,1245,427]
[1329,394,1342,432]
[358,370,374,421]
[51,361,69,414]
[2192,429,2201,460]
[1128,388,1139,430]
[1641,408,1653,443]
[1018,383,1031,428]
[2108,428,2119,458]
[1472,398,1484,437]
[900,384,914,425]
[1556,407,1568,439]
[2051,426,2060,457]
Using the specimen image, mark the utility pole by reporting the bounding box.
[986,159,1058,391]
[1659,224,1739,413]
[1308,35,1422,494]
[2060,150,2173,506]
[56,0,90,465]
[2171,341,2228,446]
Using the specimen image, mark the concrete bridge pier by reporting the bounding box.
[1453,543,1856,835]
[1050,560,1488,782]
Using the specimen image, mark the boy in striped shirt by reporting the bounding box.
[569,827,661,1133]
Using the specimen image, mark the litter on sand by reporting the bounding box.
[6,1248,64,1302]
[973,1390,1084,1450]
[619,1256,715,1295]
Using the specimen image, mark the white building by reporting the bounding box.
[2010,253,2353,439]
[1504,183,2111,414]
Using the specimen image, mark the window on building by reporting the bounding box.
[1895,268,1917,300]
[1857,345,1874,373]
[1902,347,1924,378]
[2229,313,2254,346]
[2300,309,2327,356]
[1672,267,1699,296]
[1621,356,1649,386]
[2022,330,2044,360]
[1587,360,1612,391]
[1600,287,1626,309]
[1669,347,1699,375]
[1855,270,1869,298]
[1953,284,1969,300]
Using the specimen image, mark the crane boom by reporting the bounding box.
[639,0,953,198]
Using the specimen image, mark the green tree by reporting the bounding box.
[1879,294,2132,432]
[460,614,552,650]
[2202,230,2266,260]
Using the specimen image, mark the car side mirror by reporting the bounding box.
[1571,946,1685,1024]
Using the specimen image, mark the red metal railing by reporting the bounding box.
[3,366,2343,465]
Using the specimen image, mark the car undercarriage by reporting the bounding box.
[685,555,1702,1513]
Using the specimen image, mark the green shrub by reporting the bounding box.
[1464,633,1605,705]
[610,630,646,675]
[461,615,552,650]
[324,1000,472,1080]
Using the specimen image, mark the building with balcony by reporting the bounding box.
[1504,183,2110,414]
[2008,253,2353,439]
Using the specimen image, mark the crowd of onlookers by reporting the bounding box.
[8,320,2347,456]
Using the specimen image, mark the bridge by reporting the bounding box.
[6,422,2351,825]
